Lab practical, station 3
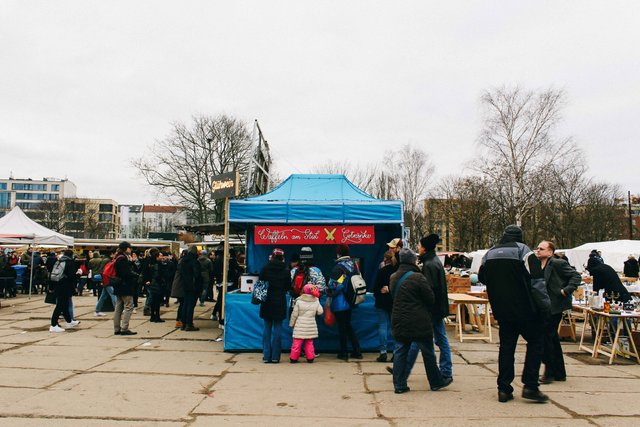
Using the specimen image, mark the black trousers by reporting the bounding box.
[497,318,543,393]
[542,312,567,379]
[150,291,163,321]
[334,309,360,355]
[51,291,72,326]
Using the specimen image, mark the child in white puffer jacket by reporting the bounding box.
[289,284,323,363]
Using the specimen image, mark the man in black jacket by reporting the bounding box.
[587,258,631,302]
[418,234,452,381]
[479,225,548,403]
[49,249,80,332]
[535,240,580,383]
[113,241,138,336]
[390,248,451,394]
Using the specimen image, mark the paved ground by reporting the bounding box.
[0,294,638,426]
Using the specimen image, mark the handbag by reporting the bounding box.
[251,280,269,305]
[44,290,57,305]
[323,297,335,326]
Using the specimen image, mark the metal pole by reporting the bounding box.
[629,191,634,240]
[221,197,230,322]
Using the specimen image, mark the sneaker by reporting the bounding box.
[522,388,549,403]
[376,353,387,362]
[65,320,80,328]
[49,325,65,333]
[119,330,137,336]
[94,312,106,317]
[498,391,514,403]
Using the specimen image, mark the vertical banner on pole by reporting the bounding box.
[211,170,239,323]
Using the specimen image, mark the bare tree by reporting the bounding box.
[32,199,65,232]
[477,86,576,226]
[133,115,253,223]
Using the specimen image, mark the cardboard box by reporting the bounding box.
[240,275,259,293]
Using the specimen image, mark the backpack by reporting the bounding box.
[49,260,66,283]
[339,260,367,306]
[102,255,124,286]
[292,266,309,297]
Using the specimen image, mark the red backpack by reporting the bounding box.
[102,255,124,286]
[292,265,309,297]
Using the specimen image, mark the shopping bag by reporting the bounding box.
[44,290,57,305]
[251,280,269,305]
[323,297,335,326]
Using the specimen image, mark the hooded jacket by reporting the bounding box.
[390,263,435,342]
[590,261,631,302]
[327,256,357,312]
[289,293,324,339]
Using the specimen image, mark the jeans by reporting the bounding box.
[95,286,116,312]
[290,338,315,361]
[335,309,360,355]
[497,318,544,393]
[76,278,87,295]
[113,295,134,332]
[433,319,453,378]
[68,296,74,321]
[376,308,393,353]
[393,339,444,390]
[263,319,283,362]
[542,312,567,379]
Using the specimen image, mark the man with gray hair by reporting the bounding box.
[389,248,451,394]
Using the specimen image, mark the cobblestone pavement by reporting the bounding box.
[0,294,638,426]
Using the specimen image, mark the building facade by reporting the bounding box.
[64,198,120,239]
[0,177,76,217]
[120,204,188,239]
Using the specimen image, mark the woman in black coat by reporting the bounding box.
[259,248,291,363]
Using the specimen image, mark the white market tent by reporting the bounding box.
[0,206,74,297]
[0,206,73,246]
[468,249,489,273]
[563,240,640,273]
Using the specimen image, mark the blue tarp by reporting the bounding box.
[224,292,394,352]
[229,174,404,224]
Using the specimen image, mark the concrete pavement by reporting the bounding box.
[0,294,638,426]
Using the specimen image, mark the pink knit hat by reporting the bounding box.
[302,284,320,298]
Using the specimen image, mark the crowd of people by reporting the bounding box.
[1,229,638,401]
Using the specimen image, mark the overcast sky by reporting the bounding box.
[1,1,638,205]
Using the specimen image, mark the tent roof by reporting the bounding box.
[229,174,404,224]
[0,206,74,246]
[564,239,640,273]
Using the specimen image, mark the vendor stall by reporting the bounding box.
[224,174,404,352]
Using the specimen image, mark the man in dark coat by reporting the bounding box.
[175,246,202,331]
[623,255,639,278]
[587,258,631,302]
[259,248,291,363]
[113,241,139,336]
[390,248,450,394]
[198,249,214,307]
[479,225,548,403]
[535,240,581,383]
[418,234,452,381]
[373,250,396,362]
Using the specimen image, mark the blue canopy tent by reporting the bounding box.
[224,174,404,352]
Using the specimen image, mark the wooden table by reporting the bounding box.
[448,293,492,342]
[576,305,640,364]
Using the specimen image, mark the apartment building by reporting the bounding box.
[0,177,76,216]
[120,204,188,239]
[64,198,119,239]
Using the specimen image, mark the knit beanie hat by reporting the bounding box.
[420,234,440,251]
[302,283,320,298]
[300,247,313,261]
[399,248,417,265]
[500,225,523,243]
[337,243,350,257]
